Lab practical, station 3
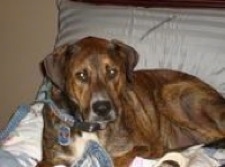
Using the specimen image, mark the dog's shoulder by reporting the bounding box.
[132,69,195,89]
[134,69,194,81]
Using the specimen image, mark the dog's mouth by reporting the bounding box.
[77,110,117,132]
[69,106,116,132]
[57,109,113,132]
[73,119,113,132]
[51,107,112,133]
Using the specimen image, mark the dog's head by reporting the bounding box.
[43,37,139,128]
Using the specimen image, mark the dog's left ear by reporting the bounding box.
[43,44,79,90]
[110,39,139,82]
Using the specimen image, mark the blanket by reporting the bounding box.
[130,144,225,167]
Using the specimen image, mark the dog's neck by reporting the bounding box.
[97,113,134,157]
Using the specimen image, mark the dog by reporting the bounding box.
[40,36,225,166]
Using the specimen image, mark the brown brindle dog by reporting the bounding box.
[40,36,225,166]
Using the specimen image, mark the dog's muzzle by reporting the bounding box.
[72,99,114,131]
[88,98,116,130]
[62,100,114,132]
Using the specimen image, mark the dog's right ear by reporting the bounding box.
[43,44,78,90]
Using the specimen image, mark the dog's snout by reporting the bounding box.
[92,101,111,116]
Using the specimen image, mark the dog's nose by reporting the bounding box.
[92,101,111,116]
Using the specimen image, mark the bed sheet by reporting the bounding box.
[56,0,225,97]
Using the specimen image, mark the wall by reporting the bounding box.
[0,0,57,129]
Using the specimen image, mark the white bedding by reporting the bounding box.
[0,97,45,167]
[56,0,225,97]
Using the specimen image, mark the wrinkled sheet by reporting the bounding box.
[0,103,44,167]
[56,0,225,97]
[130,145,225,167]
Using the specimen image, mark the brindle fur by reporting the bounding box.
[39,37,225,167]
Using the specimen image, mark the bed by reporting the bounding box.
[0,0,225,166]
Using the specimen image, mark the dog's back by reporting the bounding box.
[122,69,225,152]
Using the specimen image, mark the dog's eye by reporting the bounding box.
[106,67,118,80]
[75,70,88,83]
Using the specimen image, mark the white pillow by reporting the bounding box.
[55,0,225,96]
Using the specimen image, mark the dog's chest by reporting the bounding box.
[47,130,99,166]
[43,107,99,165]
